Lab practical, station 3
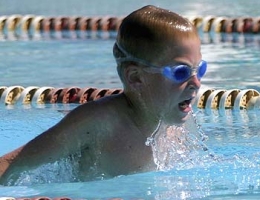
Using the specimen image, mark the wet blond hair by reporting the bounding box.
[113,5,198,84]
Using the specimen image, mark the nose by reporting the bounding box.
[187,74,201,90]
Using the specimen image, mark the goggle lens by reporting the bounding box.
[162,60,207,83]
[197,60,207,79]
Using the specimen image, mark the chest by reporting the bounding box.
[77,123,157,179]
[99,137,155,176]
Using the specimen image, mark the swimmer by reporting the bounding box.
[0,5,207,185]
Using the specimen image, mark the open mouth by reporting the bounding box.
[179,98,193,111]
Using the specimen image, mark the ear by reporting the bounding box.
[124,65,144,87]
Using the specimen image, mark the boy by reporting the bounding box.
[0,5,207,185]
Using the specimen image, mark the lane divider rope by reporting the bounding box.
[1,85,260,110]
[0,86,123,106]
[0,15,260,40]
[195,88,260,111]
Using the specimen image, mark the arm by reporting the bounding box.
[0,103,97,185]
[0,146,24,182]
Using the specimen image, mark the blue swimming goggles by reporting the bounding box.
[115,42,207,84]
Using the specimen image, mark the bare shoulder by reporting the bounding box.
[66,93,126,124]
[56,93,128,140]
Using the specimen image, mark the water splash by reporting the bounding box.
[145,119,162,147]
[10,154,80,186]
[148,111,218,171]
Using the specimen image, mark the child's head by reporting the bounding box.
[113,5,204,125]
[113,5,200,86]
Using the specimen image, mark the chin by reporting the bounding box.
[165,112,190,126]
[164,117,185,126]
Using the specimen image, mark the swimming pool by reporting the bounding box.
[1,0,260,199]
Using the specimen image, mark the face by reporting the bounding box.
[142,35,202,125]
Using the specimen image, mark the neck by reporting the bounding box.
[121,92,162,138]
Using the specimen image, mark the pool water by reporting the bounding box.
[1,33,260,199]
[0,39,121,89]
[1,1,260,199]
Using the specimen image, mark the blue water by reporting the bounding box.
[1,0,260,199]
[0,34,260,90]
[0,39,121,89]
